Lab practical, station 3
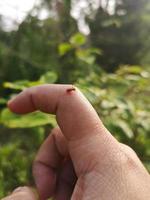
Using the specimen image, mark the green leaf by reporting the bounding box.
[0,98,7,105]
[3,72,57,91]
[58,43,72,56]
[117,120,134,138]
[70,33,86,46]
[0,109,56,128]
[87,48,102,55]
[3,80,43,90]
[3,81,29,90]
[76,49,95,64]
[39,71,57,83]
[117,66,143,75]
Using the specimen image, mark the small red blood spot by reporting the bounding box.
[66,87,76,94]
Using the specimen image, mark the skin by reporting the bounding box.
[3,84,150,200]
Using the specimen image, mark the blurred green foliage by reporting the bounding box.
[0,0,150,198]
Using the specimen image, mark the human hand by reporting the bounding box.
[7,84,150,200]
[2,187,37,200]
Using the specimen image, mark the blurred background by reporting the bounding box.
[0,0,150,197]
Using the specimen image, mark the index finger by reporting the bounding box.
[8,84,107,141]
[8,84,118,174]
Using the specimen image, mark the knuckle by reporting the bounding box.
[119,143,139,169]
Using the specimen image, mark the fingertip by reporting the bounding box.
[2,186,38,200]
[7,96,15,109]
[7,90,36,114]
[7,99,17,114]
[7,99,21,114]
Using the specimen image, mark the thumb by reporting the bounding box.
[2,187,38,200]
[8,84,119,172]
